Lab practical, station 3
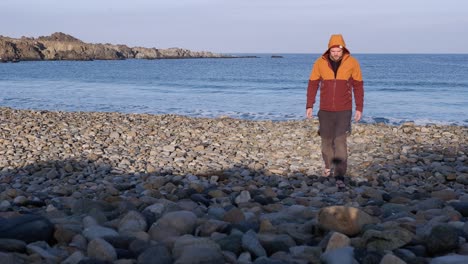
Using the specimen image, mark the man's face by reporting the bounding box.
[329,47,343,61]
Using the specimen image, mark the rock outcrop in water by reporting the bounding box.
[0,32,231,62]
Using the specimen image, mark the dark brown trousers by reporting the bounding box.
[318,110,352,177]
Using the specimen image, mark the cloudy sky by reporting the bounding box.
[1,0,466,53]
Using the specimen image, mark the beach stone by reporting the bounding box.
[207,207,226,220]
[83,216,99,228]
[459,242,468,254]
[62,251,85,264]
[54,223,81,245]
[318,206,378,236]
[0,238,27,252]
[87,238,117,262]
[148,210,197,246]
[242,229,267,258]
[0,252,24,264]
[380,253,407,264]
[325,232,351,252]
[381,203,412,219]
[12,196,28,205]
[190,193,211,206]
[208,189,226,198]
[222,250,237,264]
[430,255,468,264]
[0,200,11,212]
[362,227,414,251]
[118,210,148,235]
[257,233,296,255]
[289,246,322,264]
[26,241,60,263]
[238,251,252,263]
[215,233,243,255]
[456,174,468,185]
[137,245,172,264]
[253,256,287,264]
[415,198,445,211]
[269,252,299,263]
[450,202,468,217]
[354,248,385,264]
[261,205,310,225]
[83,225,119,240]
[173,235,224,264]
[196,219,231,236]
[71,198,116,215]
[70,234,88,250]
[426,224,460,255]
[223,207,246,224]
[235,190,252,204]
[142,203,166,224]
[0,214,54,243]
[393,248,417,263]
[431,189,458,201]
[320,246,355,264]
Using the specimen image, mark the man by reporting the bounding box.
[306,34,364,188]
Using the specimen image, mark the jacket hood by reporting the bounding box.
[323,34,350,56]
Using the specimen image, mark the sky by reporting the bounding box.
[1,0,467,54]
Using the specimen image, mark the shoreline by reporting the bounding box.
[1,107,467,263]
[1,106,466,128]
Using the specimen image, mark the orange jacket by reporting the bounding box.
[306,34,364,112]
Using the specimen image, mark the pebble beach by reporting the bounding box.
[1,107,468,264]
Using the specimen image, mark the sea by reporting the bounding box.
[1,54,467,126]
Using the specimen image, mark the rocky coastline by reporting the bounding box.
[0,32,234,62]
[0,107,467,263]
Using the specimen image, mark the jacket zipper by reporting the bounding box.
[331,55,347,111]
[327,59,337,110]
[333,79,336,110]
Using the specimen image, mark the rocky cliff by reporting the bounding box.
[0,32,230,62]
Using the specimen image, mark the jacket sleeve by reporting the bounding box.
[306,62,321,109]
[352,60,364,112]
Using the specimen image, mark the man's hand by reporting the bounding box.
[306,108,313,119]
[354,110,362,122]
